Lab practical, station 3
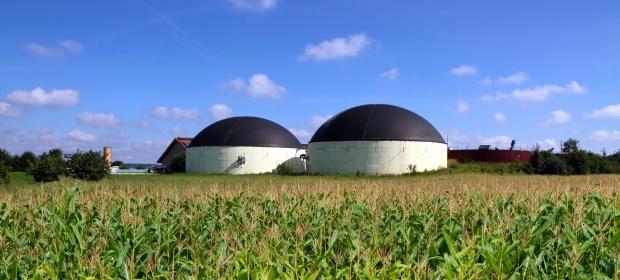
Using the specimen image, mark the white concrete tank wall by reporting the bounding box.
[308,140,447,175]
[186,146,306,174]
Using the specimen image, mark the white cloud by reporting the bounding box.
[288,128,311,139]
[537,138,557,150]
[170,126,186,134]
[494,112,506,123]
[24,40,84,57]
[67,130,96,142]
[299,33,370,61]
[456,100,470,113]
[209,103,233,121]
[7,87,79,107]
[151,106,200,121]
[541,110,571,127]
[0,102,22,118]
[449,65,477,76]
[230,0,278,12]
[445,130,521,149]
[77,112,119,128]
[223,74,286,99]
[311,115,332,128]
[482,81,587,102]
[590,130,620,142]
[379,68,399,81]
[481,72,529,85]
[59,40,84,54]
[585,104,620,118]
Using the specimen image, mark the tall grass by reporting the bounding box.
[0,174,618,278]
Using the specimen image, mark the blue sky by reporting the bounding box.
[1,0,619,162]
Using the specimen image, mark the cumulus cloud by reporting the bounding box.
[24,40,84,57]
[590,130,620,142]
[456,100,470,113]
[299,34,370,61]
[311,115,332,128]
[151,106,200,121]
[481,72,529,85]
[77,112,119,128]
[449,65,477,76]
[537,138,557,150]
[209,103,233,121]
[494,112,506,123]
[67,130,96,142]
[585,104,620,118]
[222,74,286,99]
[0,102,22,118]
[7,87,79,107]
[482,81,587,102]
[288,128,311,139]
[541,110,571,127]
[379,68,399,81]
[230,0,278,12]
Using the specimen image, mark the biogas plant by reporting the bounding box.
[308,104,447,175]
[183,104,448,175]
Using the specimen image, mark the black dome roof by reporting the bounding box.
[310,104,445,143]
[189,116,302,148]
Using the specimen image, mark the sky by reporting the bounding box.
[1,0,619,163]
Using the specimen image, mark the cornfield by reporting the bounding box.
[0,174,618,279]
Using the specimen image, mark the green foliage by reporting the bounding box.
[435,162,530,175]
[0,148,12,169]
[0,188,617,278]
[275,162,294,175]
[169,153,186,173]
[12,151,37,172]
[66,150,109,181]
[27,150,66,182]
[530,149,567,175]
[0,160,9,185]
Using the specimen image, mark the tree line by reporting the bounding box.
[530,138,620,175]
[0,148,109,184]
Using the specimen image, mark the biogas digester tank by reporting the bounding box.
[308,104,447,175]
[186,117,305,174]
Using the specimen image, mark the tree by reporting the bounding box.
[13,151,37,172]
[0,160,9,185]
[0,148,12,168]
[66,150,109,181]
[28,150,66,182]
[530,149,567,175]
[169,154,186,173]
[561,138,579,154]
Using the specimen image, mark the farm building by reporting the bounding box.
[308,104,447,175]
[186,116,305,174]
[158,137,192,172]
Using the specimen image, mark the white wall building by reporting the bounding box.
[186,116,305,174]
[308,104,447,175]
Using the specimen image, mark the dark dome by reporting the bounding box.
[310,104,445,143]
[189,116,302,148]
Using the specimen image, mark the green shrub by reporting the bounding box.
[0,160,9,185]
[66,150,109,181]
[12,151,37,172]
[531,149,567,175]
[275,162,293,175]
[28,151,66,182]
[169,154,186,173]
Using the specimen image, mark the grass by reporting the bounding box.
[0,172,618,279]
